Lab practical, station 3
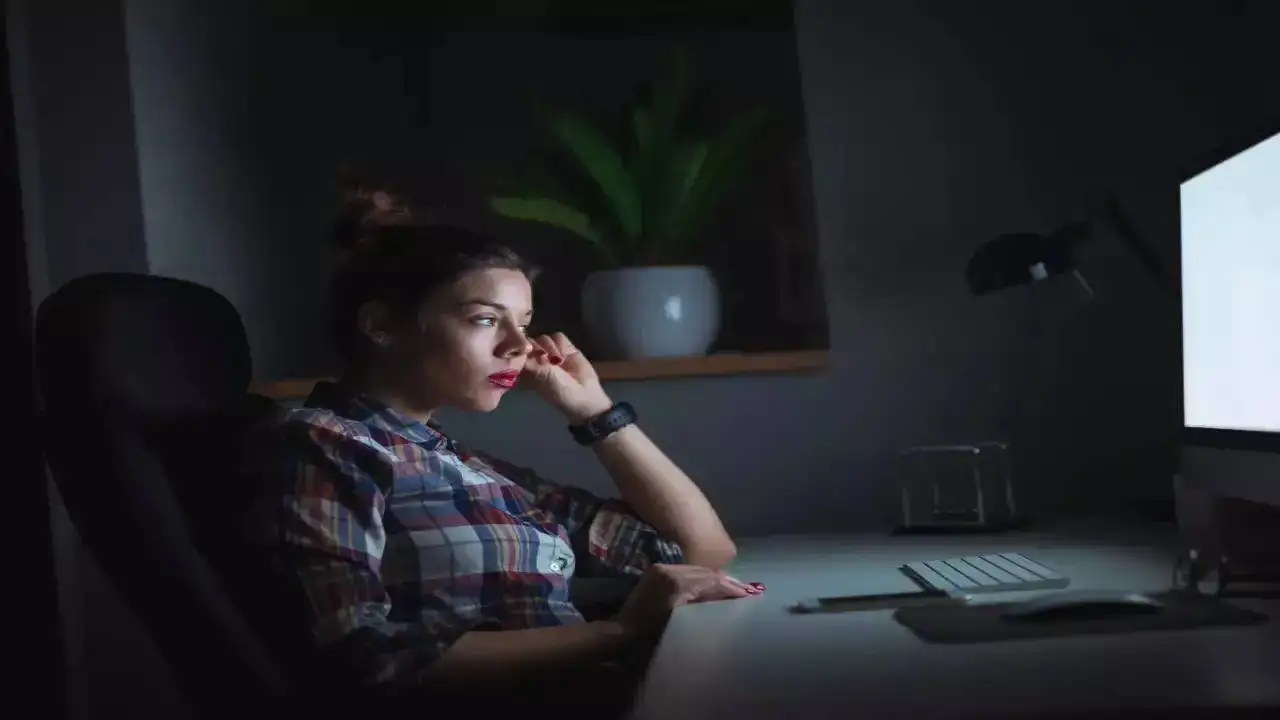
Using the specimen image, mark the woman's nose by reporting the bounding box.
[499,333,532,358]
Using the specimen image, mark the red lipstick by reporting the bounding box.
[488,370,519,389]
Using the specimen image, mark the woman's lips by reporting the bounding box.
[488,371,519,389]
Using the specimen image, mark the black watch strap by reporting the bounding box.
[569,402,637,446]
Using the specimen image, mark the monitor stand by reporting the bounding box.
[1175,449,1280,596]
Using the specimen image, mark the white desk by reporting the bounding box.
[630,527,1280,719]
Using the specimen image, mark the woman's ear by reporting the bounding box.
[356,301,395,348]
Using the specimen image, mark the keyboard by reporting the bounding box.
[900,553,1070,596]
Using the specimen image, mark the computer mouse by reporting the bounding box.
[1001,591,1165,622]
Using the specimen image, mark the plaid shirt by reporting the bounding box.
[247,382,682,686]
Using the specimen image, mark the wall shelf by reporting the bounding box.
[252,349,829,400]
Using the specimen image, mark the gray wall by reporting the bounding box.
[8,0,149,300]
[124,0,289,374]
[10,0,1280,717]
[7,2,167,718]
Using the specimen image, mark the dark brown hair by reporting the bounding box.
[327,184,531,358]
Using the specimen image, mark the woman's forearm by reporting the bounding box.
[592,425,737,569]
[427,620,630,682]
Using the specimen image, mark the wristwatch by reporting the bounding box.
[569,402,637,446]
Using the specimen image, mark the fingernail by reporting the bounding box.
[550,355,563,365]
[746,587,759,595]
[750,582,766,591]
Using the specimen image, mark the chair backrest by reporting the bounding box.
[35,273,288,713]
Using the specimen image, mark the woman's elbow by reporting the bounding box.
[685,537,737,570]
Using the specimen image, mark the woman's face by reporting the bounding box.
[374,268,535,415]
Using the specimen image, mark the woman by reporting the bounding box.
[248,186,759,704]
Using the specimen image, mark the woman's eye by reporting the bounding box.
[472,316,530,333]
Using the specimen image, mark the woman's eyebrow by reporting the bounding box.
[457,300,533,317]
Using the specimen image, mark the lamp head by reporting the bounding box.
[965,222,1092,296]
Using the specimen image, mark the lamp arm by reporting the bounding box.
[1101,197,1181,301]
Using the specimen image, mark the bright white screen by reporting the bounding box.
[1181,129,1280,433]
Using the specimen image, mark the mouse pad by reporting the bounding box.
[893,591,1269,644]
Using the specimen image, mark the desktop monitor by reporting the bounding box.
[1180,122,1280,508]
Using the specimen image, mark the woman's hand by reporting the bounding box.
[614,564,762,641]
[522,332,614,424]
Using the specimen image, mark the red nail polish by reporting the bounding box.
[750,582,766,591]
[550,355,563,365]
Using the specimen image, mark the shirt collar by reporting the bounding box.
[305,381,451,450]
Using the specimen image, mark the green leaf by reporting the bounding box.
[649,141,708,254]
[488,196,604,246]
[630,106,657,220]
[674,142,708,207]
[632,106,654,166]
[668,108,770,249]
[546,112,643,243]
[637,50,692,226]
[651,48,691,145]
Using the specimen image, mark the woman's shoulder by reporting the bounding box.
[282,404,367,438]
[243,403,401,467]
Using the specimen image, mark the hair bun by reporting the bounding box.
[330,180,413,253]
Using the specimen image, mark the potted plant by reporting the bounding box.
[488,50,768,359]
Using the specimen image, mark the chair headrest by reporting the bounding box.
[36,273,251,418]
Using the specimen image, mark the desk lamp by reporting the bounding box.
[965,197,1179,301]
[895,198,1176,534]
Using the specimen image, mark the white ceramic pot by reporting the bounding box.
[581,265,720,359]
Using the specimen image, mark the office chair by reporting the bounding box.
[34,273,292,716]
